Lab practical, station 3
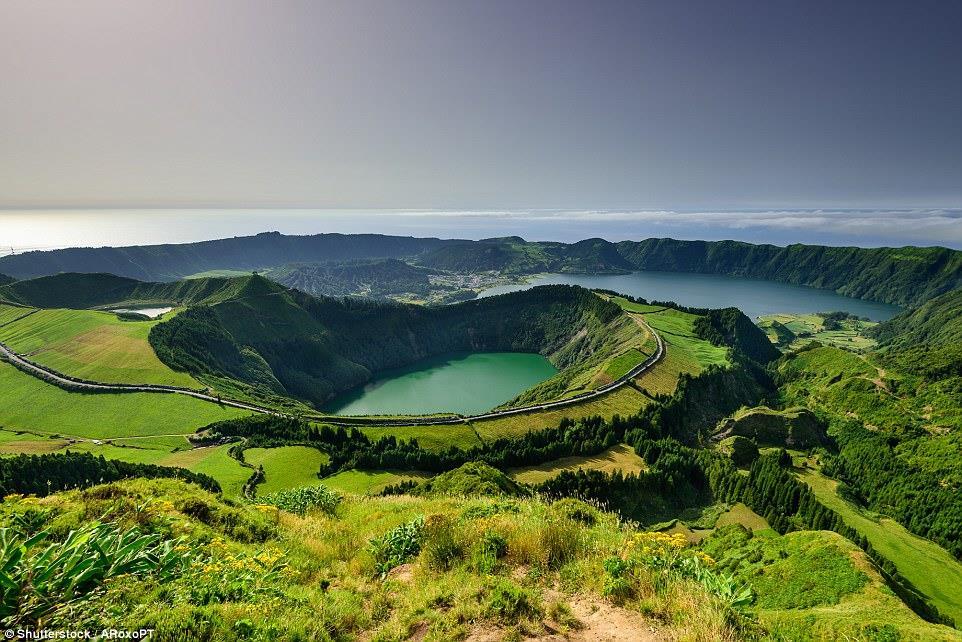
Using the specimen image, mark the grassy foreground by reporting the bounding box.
[4,477,957,641]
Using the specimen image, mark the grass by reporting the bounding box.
[160,444,252,497]
[358,422,484,451]
[758,312,878,352]
[0,304,201,387]
[609,296,729,391]
[700,526,955,640]
[0,304,33,325]
[602,348,646,380]
[472,384,651,441]
[0,360,248,439]
[713,503,771,532]
[243,445,330,495]
[798,466,962,626]
[320,469,433,495]
[508,444,646,484]
[0,429,193,462]
[0,428,70,455]
[3,477,953,640]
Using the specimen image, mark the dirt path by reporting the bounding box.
[464,591,665,641]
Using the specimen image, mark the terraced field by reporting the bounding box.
[0,304,201,387]
[758,312,878,352]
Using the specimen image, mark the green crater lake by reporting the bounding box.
[324,352,558,416]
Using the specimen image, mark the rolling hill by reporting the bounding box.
[4,233,959,306]
[148,276,634,406]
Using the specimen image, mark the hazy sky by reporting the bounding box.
[1,0,960,212]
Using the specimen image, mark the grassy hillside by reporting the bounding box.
[869,288,962,387]
[508,443,646,484]
[615,238,962,306]
[700,525,959,639]
[870,287,962,348]
[0,272,266,310]
[268,258,439,299]
[0,304,201,386]
[773,315,962,565]
[5,476,957,639]
[150,279,632,407]
[0,359,247,439]
[797,467,962,627]
[243,445,329,495]
[5,233,958,307]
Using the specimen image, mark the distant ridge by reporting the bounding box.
[1,232,960,306]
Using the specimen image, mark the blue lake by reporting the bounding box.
[479,272,901,321]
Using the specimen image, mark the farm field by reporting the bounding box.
[798,467,962,626]
[0,359,248,439]
[357,422,483,451]
[508,443,646,484]
[758,312,878,352]
[243,445,330,495]
[471,384,650,441]
[0,304,201,387]
[0,428,70,455]
[160,444,252,497]
[321,468,433,495]
[660,503,773,544]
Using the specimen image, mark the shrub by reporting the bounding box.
[0,522,187,625]
[602,556,637,602]
[171,537,287,605]
[258,485,341,517]
[421,515,464,572]
[369,516,424,578]
[485,579,542,623]
[471,530,508,574]
[550,498,600,526]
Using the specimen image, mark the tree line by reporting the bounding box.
[0,451,221,497]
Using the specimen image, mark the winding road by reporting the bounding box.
[0,313,665,427]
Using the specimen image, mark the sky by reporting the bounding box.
[1,1,960,246]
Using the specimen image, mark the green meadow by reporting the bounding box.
[0,304,201,387]
[160,444,252,497]
[357,422,483,451]
[0,359,247,439]
[320,468,433,495]
[244,445,330,495]
[799,467,962,626]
